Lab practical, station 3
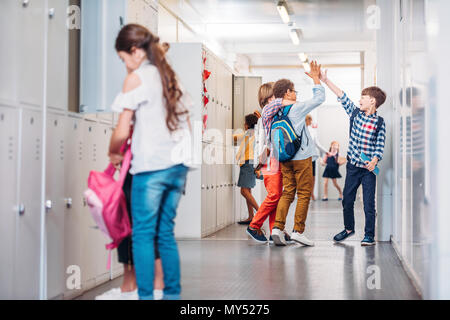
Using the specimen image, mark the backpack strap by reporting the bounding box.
[374,116,384,141]
[349,108,360,136]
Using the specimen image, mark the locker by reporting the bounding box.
[81,121,109,290]
[47,0,69,110]
[91,123,112,283]
[63,116,85,299]
[201,159,207,237]
[18,0,46,108]
[0,106,19,299]
[0,1,19,103]
[80,0,127,113]
[14,109,43,299]
[207,163,217,235]
[46,112,66,299]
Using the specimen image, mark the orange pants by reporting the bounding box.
[249,159,282,231]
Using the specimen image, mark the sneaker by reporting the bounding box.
[283,230,293,244]
[269,232,292,245]
[153,289,164,300]
[246,227,268,243]
[361,236,376,246]
[271,228,287,246]
[322,198,328,202]
[95,288,138,300]
[291,232,315,246]
[121,289,139,300]
[333,229,355,242]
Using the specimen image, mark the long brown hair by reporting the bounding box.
[115,24,187,132]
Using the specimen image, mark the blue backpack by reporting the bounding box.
[270,105,308,162]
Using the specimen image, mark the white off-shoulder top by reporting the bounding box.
[111,60,193,174]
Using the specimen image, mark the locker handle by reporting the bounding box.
[18,204,25,216]
[22,0,29,8]
[65,198,73,209]
[48,8,55,19]
[45,200,53,212]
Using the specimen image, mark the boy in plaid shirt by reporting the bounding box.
[320,70,386,246]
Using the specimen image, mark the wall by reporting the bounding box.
[0,0,159,300]
[376,0,450,298]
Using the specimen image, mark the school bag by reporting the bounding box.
[349,108,384,140]
[83,140,132,269]
[270,104,308,162]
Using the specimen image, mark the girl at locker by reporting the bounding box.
[236,114,260,225]
[321,141,346,201]
[108,24,192,300]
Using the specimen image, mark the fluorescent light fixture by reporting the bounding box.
[277,1,290,24]
[298,53,308,62]
[289,28,301,45]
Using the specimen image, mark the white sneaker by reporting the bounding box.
[291,232,315,246]
[95,288,122,300]
[271,228,287,246]
[95,288,138,300]
[154,289,164,300]
[121,289,139,300]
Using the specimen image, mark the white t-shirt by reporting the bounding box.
[111,61,193,175]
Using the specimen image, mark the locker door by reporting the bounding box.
[201,162,207,237]
[64,116,85,299]
[81,121,108,290]
[14,109,43,299]
[0,1,19,103]
[47,0,69,110]
[18,0,46,108]
[46,112,66,299]
[208,162,217,235]
[92,123,112,281]
[0,106,19,299]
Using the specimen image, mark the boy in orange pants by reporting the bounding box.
[246,83,294,244]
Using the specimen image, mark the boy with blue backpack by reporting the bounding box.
[319,70,387,246]
[270,61,326,246]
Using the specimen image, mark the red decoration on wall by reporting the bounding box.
[203,70,211,81]
[203,95,209,107]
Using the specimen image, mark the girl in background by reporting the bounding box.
[321,141,346,201]
[109,24,191,300]
[305,114,328,201]
[236,114,260,225]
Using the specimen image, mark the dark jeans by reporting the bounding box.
[118,172,160,266]
[342,162,377,238]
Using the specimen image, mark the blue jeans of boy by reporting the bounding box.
[131,164,188,300]
[342,162,377,238]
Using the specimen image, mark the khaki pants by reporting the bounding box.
[274,158,313,233]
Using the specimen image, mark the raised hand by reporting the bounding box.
[320,69,328,83]
[305,60,322,84]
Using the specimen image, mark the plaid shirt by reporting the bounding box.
[261,98,283,139]
[338,92,386,168]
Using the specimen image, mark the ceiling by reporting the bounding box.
[164,0,377,67]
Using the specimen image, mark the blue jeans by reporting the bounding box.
[342,162,377,238]
[131,164,188,300]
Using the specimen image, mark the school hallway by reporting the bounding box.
[2,0,450,302]
[77,200,420,300]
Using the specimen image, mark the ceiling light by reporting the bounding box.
[277,1,290,24]
[289,28,301,45]
[298,53,308,62]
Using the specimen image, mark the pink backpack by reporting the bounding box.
[84,141,132,269]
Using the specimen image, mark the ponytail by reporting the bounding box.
[115,24,188,132]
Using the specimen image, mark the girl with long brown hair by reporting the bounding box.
[108,24,191,300]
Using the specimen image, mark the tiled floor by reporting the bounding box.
[76,199,421,300]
